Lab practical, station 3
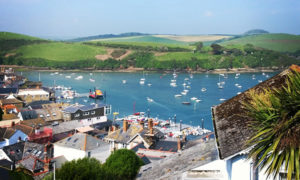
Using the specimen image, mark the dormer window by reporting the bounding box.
[83,112,89,116]
[91,111,95,115]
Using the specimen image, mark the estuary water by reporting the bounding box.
[19,71,277,131]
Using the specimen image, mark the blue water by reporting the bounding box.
[19,71,278,131]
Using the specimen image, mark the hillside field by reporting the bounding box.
[94,35,189,45]
[15,42,106,61]
[221,34,300,52]
[0,32,41,40]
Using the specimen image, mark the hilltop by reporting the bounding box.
[0,31,299,71]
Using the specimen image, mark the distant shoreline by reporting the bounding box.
[6,65,282,74]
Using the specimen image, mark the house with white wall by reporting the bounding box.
[53,133,110,167]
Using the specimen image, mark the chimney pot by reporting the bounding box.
[123,120,128,132]
[148,119,153,134]
[177,137,182,152]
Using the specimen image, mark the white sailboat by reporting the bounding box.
[140,72,146,85]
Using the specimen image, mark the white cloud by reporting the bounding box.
[204,10,213,17]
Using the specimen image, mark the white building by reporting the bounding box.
[53,133,110,167]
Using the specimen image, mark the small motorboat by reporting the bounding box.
[89,78,95,82]
[75,75,83,80]
[201,88,207,92]
[190,97,197,101]
[147,97,154,102]
[219,98,226,101]
[195,99,202,103]
[65,75,71,79]
[182,101,191,105]
[170,82,177,87]
[122,80,127,84]
[174,94,182,98]
[89,89,104,99]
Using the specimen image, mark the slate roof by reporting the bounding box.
[0,88,18,95]
[2,141,47,173]
[47,120,112,135]
[18,156,44,172]
[12,124,34,136]
[20,109,38,120]
[25,100,52,109]
[0,128,17,141]
[2,141,25,162]
[63,104,106,113]
[212,65,300,160]
[152,140,181,153]
[0,98,23,105]
[55,133,108,151]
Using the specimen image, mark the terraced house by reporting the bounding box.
[62,103,111,124]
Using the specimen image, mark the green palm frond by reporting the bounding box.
[245,70,300,180]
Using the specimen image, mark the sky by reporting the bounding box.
[0,0,299,38]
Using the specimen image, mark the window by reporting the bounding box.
[97,117,100,120]
[88,151,91,157]
[75,113,80,117]
[91,111,95,115]
[83,112,89,116]
[88,118,91,121]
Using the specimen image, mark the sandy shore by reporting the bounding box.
[10,65,282,74]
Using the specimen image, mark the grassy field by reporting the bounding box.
[0,32,42,40]
[95,35,189,45]
[221,33,300,52]
[15,42,106,61]
[90,40,193,50]
[153,35,232,43]
[155,52,214,61]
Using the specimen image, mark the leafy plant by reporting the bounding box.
[245,71,300,180]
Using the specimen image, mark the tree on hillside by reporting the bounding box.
[210,44,223,55]
[102,149,144,180]
[244,71,300,180]
[195,42,203,52]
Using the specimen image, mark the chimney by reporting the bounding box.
[123,120,128,132]
[148,119,153,134]
[177,137,181,152]
[44,145,49,172]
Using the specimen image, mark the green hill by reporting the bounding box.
[16,42,106,61]
[221,34,300,52]
[96,35,189,45]
[0,32,42,40]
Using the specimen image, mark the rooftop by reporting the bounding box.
[212,65,300,159]
[63,103,106,113]
[54,133,108,151]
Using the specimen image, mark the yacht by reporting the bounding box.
[89,78,95,82]
[75,75,83,80]
[147,97,154,102]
